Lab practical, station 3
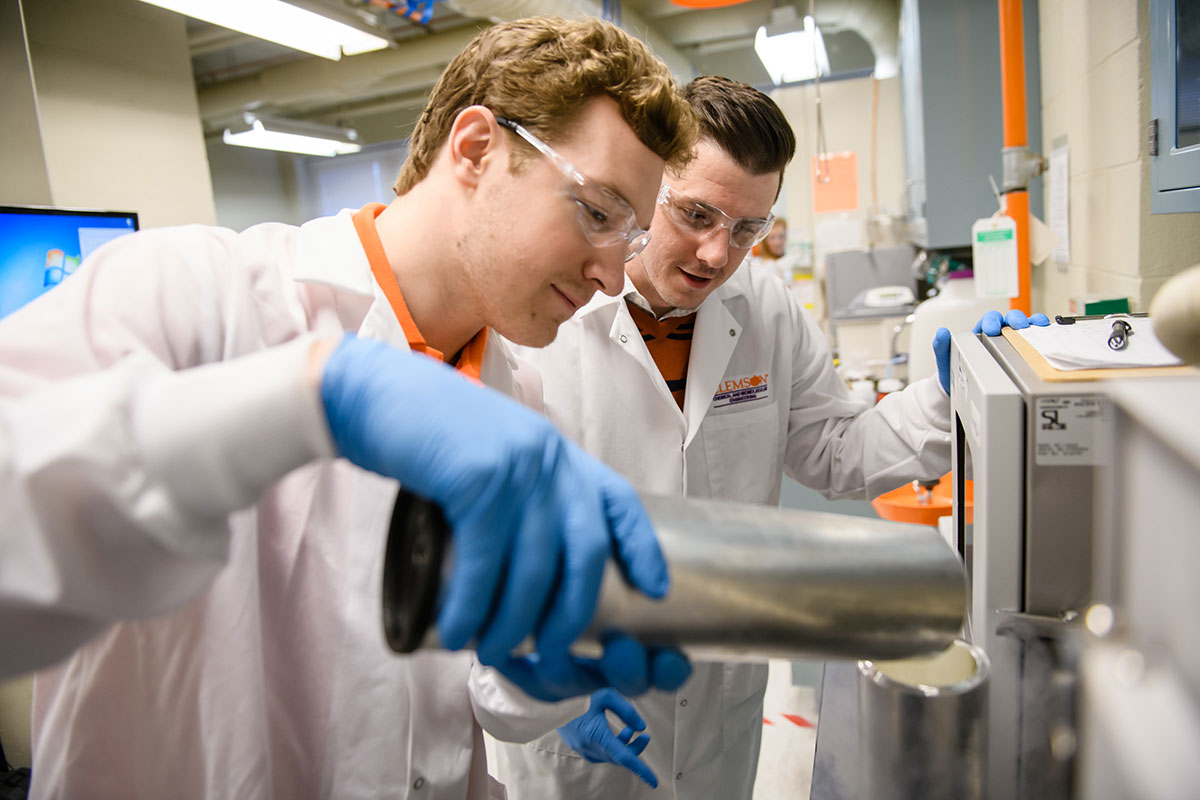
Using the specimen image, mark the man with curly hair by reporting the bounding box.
[0,17,696,799]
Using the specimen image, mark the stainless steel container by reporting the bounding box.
[858,638,990,800]
[578,493,967,662]
[385,491,967,662]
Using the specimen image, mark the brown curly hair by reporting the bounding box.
[393,17,696,194]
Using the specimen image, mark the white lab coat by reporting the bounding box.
[471,266,952,799]
[0,211,531,799]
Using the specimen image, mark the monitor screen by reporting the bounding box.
[0,204,139,319]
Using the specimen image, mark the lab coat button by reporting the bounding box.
[620,334,628,343]
[676,772,684,781]
[413,777,425,790]
[680,698,688,707]
[729,328,735,336]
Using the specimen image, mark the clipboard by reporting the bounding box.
[1001,328,1199,382]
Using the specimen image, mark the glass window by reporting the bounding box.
[1177,0,1200,149]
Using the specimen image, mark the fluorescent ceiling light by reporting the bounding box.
[224,115,362,157]
[137,0,389,61]
[755,14,831,85]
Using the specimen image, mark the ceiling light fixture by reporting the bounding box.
[223,114,363,157]
[137,0,390,61]
[754,9,831,86]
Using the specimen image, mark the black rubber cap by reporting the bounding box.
[382,488,449,653]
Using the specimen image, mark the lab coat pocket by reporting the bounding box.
[720,662,768,750]
[701,404,781,503]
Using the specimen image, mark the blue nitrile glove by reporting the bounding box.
[320,335,676,696]
[933,327,953,395]
[557,689,658,788]
[935,311,1051,394]
[972,309,1051,337]
[493,632,692,703]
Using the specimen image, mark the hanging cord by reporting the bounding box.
[811,0,830,183]
[870,75,879,215]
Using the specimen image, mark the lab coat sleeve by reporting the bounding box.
[0,228,335,678]
[782,301,952,501]
[468,660,588,743]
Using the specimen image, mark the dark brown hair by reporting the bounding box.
[683,76,795,194]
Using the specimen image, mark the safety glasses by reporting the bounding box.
[495,117,652,262]
[657,184,775,250]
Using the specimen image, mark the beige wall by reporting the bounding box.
[206,138,306,232]
[0,0,53,207]
[0,676,32,768]
[1,0,220,768]
[19,0,216,227]
[1038,0,1200,312]
[773,75,907,250]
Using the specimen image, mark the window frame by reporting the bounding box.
[1150,0,1200,213]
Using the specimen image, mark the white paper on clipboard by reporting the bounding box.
[1018,318,1184,370]
[972,216,1018,298]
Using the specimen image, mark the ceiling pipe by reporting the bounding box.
[812,0,898,79]
[442,0,694,79]
[650,0,897,79]
[197,24,482,124]
[194,0,899,130]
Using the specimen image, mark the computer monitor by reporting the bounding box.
[0,204,139,319]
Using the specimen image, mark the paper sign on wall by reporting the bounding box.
[972,216,1018,298]
[811,152,859,214]
[1049,143,1070,265]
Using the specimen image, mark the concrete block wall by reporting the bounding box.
[1038,0,1200,313]
[8,0,217,228]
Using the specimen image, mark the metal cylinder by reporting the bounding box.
[578,493,966,662]
[390,492,967,662]
[858,639,989,800]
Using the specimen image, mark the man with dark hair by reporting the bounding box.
[470,75,970,799]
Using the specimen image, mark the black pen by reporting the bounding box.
[1054,312,1148,325]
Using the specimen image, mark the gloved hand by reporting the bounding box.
[933,310,1051,394]
[320,335,676,695]
[972,309,1051,336]
[557,689,658,788]
[493,632,692,703]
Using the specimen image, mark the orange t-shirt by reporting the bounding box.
[625,300,696,411]
[352,203,487,380]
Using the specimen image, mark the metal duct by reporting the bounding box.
[813,0,899,78]
[652,0,898,80]
[197,25,482,125]
[442,0,694,79]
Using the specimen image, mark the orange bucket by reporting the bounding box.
[871,473,973,527]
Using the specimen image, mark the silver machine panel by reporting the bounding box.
[1077,378,1200,800]
[950,332,1199,799]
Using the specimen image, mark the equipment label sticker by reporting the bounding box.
[1034,395,1109,465]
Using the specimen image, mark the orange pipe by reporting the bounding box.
[998,0,1031,314]
[1007,191,1031,312]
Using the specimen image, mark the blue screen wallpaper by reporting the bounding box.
[0,209,137,319]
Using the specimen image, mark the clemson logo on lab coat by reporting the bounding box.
[712,373,769,409]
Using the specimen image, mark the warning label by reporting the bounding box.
[1034,395,1110,465]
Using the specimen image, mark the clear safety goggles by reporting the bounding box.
[657,184,775,250]
[495,116,652,262]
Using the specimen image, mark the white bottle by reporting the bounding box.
[907,271,1009,382]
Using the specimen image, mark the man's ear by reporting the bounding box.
[446,106,503,189]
